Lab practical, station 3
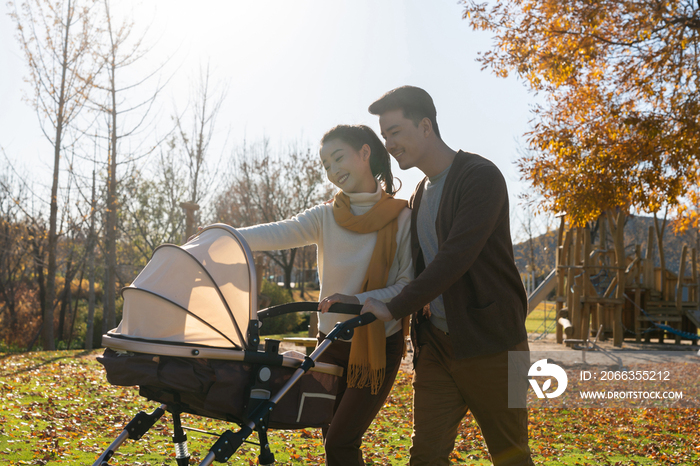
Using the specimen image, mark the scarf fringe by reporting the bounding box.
[347,363,385,395]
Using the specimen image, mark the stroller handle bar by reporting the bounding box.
[257,301,362,321]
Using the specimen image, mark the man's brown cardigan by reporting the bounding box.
[386,150,528,359]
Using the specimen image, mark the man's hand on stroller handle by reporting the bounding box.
[318,293,360,313]
[361,297,393,322]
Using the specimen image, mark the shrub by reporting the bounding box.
[55,276,103,300]
[259,280,302,335]
[0,283,42,350]
[261,279,294,307]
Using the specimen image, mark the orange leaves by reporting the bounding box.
[463,0,700,225]
[2,353,700,464]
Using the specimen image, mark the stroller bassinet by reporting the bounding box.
[95,224,375,466]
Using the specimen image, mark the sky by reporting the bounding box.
[0,0,541,238]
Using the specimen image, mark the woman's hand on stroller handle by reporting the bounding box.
[360,297,393,322]
[318,293,360,313]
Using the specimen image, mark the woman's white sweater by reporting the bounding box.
[237,184,413,337]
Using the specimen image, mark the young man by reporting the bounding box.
[361,86,534,466]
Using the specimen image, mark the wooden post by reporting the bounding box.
[603,304,615,341]
[581,226,592,340]
[634,288,642,343]
[673,245,689,344]
[572,274,583,341]
[180,202,200,242]
[633,245,642,343]
[633,244,642,286]
[645,226,655,289]
[692,247,698,305]
[609,210,626,347]
[596,303,605,340]
[558,317,574,337]
[571,228,583,341]
[556,219,570,344]
[566,228,575,333]
[693,246,698,346]
[676,245,688,310]
[308,312,319,338]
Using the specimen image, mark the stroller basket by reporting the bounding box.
[94,224,376,466]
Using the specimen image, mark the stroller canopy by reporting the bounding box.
[111,224,257,350]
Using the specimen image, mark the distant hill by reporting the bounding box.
[513,215,699,282]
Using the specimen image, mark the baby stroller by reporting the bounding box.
[95,224,375,465]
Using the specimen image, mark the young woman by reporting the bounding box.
[236,124,412,466]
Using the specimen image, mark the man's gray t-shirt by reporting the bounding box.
[416,164,452,333]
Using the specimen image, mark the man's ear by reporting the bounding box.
[420,117,433,137]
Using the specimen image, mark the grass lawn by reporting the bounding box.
[1,350,699,465]
[290,289,319,303]
[526,301,558,334]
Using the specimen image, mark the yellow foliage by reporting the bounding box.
[463,0,700,224]
[55,276,103,299]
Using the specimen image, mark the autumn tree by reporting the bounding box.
[513,203,556,290]
[89,0,166,332]
[0,168,33,342]
[172,62,228,209]
[673,175,700,310]
[462,0,700,226]
[120,146,187,265]
[79,167,100,349]
[294,244,318,300]
[675,167,700,230]
[214,139,334,289]
[0,149,58,349]
[9,0,100,349]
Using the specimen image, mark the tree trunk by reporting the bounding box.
[299,248,306,300]
[45,149,58,350]
[283,248,297,290]
[104,60,118,333]
[58,248,74,342]
[696,230,699,313]
[653,210,668,299]
[26,326,43,353]
[67,265,84,350]
[86,251,97,349]
[86,170,97,350]
[31,228,47,350]
[283,266,293,290]
[44,0,76,352]
[0,222,18,331]
[0,284,17,332]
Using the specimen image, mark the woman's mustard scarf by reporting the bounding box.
[333,189,408,394]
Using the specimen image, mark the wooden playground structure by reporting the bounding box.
[528,211,700,347]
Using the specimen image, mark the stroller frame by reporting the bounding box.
[94,312,376,466]
[94,224,378,465]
